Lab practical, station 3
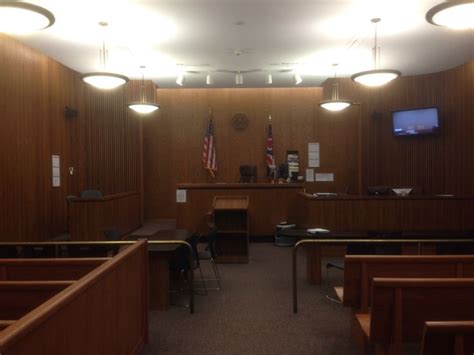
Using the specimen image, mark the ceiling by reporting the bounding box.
[11,0,474,88]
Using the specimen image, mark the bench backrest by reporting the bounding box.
[0,281,74,319]
[421,321,474,355]
[370,278,474,346]
[0,258,108,281]
[344,255,474,311]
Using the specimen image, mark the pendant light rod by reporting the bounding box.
[81,21,129,90]
[372,18,380,70]
[351,18,401,87]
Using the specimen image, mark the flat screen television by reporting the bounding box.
[392,107,439,136]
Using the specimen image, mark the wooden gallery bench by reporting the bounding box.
[337,255,474,312]
[0,240,148,355]
[353,278,474,355]
[421,320,474,355]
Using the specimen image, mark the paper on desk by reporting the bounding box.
[307,228,330,234]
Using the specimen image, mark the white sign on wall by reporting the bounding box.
[52,155,60,187]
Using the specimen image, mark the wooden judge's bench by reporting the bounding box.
[176,183,304,236]
[176,184,474,236]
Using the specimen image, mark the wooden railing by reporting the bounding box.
[292,238,474,313]
[0,240,148,355]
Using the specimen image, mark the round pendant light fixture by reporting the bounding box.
[128,66,160,114]
[351,18,401,87]
[426,0,474,29]
[319,64,353,112]
[80,22,129,90]
[0,2,55,33]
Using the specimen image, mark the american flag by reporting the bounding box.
[202,116,217,175]
[266,117,276,176]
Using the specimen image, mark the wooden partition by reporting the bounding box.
[176,183,304,235]
[68,191,141,240]
[343,255,474,312]
[421,321,474,355]
[0,240,148,355]
[0,281,74,319]
[0,258,107,281]
[294,192,474,232]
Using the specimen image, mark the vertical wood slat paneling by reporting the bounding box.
[0,34,147,242]
[143,87,360,219]
[328,61,474,196]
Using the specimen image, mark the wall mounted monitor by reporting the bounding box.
[392,107,439,136]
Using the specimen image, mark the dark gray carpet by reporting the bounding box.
[141,243,361,355]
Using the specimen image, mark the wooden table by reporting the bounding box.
[127,229,192,310]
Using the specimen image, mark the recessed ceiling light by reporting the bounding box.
[0,2,55,33]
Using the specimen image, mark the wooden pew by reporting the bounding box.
[421,321,474,355]
[0,281,74,319]
[0,240,148,355]
[0,258,108,281]
[340,255,474,312]
[353,278,474,355]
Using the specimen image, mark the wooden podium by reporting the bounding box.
[212,196,249,263]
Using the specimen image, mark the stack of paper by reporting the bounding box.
[307,228,330,234]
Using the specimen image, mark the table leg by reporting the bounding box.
[306,244,322,284]
[149,254,170,310]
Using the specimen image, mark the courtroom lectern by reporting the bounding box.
[212,196,249,263]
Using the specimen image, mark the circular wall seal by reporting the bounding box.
[231,113,249,130]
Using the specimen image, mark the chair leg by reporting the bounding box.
[193,264,208,295]
[211,258,221,289]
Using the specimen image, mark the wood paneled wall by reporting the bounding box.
[143,88,361,219]
[323,60,474,196]
[0,34,150,241]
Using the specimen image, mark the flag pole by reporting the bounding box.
[207,107,216,178]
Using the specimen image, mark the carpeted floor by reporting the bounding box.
[141,242,364,355]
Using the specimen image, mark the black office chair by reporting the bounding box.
[22,245,56,258]
[436,230,474,255]
[239,165,257,183]
[197,223,221,290]
[0,246,18,258]
[168,232,206,306]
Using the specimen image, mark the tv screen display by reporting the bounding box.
[392,107,439,136]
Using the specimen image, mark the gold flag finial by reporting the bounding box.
[268,114,272,122]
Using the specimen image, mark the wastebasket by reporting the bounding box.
[275,222,296,247]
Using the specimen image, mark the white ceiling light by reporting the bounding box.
[351,18,401,87]
[265,73,273,85]
[235,72,243,85]
[80,22,129,90]
[0,2,55,33]
[176,73,185,86]
[294,73,303,85]
[319,64,352,112]
[206,73,214,85]
[426,0,474,30]
[128,66,160,114]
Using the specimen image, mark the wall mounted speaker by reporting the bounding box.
[64,106,78,119]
